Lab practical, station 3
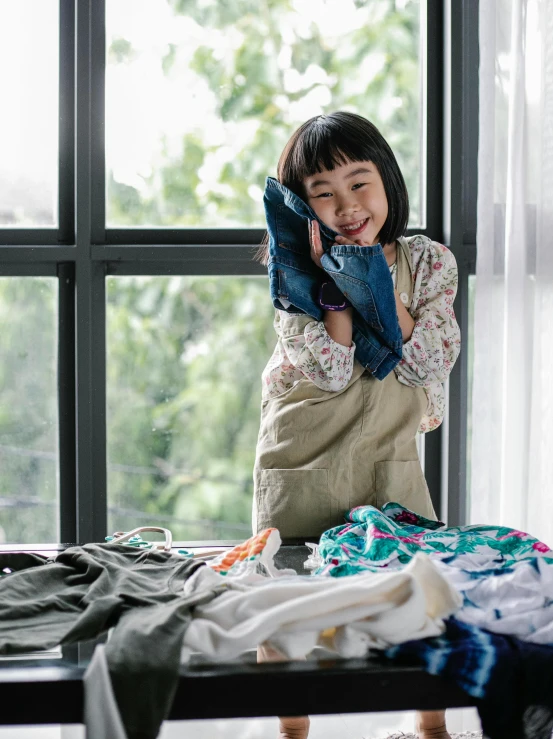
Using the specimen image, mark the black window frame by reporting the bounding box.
[0,0,477,544]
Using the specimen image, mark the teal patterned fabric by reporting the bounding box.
[315,503,553,578]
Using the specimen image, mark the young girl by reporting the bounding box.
[254,111,461,739]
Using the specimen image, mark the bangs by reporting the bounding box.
[278,115,378,196]
[292,129,371,181]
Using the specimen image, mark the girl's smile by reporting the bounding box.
[303,160,389,245]
[340,217,370,236]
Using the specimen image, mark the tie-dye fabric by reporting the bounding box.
[312,503,553,644]
[386,617,553,739]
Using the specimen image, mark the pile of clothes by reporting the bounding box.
[2,507,553,739]
[311,504,553,739]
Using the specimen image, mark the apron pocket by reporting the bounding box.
[256,468,330,538]
[375,460,433,517]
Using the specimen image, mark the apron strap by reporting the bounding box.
[395,237,414,307]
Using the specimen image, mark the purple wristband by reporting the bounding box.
[318,281,351,311]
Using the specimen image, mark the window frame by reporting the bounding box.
[0,0,477,544]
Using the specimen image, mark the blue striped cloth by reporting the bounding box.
[385,617,553,739]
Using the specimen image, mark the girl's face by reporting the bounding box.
[303,159,389,245]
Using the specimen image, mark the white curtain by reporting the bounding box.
[471,0,553,544]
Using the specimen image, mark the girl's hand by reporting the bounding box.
[310,223,374,266]
[334,234,371,247]
[309,220,324,269]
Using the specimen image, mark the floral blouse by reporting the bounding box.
[261,235,461,433]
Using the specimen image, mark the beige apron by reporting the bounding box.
[253,238,436,538]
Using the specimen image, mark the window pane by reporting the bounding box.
[106,276,274,540]
[106,0,423,228]
[0,279,59,543]
[0,2,59,227]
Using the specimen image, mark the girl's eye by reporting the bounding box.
[352,182,366,191]
[316,192,333,198]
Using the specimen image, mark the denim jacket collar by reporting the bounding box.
[265,177,338,252]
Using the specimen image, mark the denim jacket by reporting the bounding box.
[263,176,403,380]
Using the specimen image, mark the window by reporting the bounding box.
[0,0,450,544]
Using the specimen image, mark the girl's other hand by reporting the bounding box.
[309,220,324,269]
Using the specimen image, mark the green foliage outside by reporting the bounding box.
[108,0,422,226]
[107,276,274,539]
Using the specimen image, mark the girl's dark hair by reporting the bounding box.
[255,111,409,264]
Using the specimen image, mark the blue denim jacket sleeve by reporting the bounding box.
[321,245,401,343]
[264,181,325,320]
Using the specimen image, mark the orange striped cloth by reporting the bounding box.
[208,528,284,578]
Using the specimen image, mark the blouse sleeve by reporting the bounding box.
[278,313,356,392]
[395,242,461,387]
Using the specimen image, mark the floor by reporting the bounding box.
[0,708,482,738]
